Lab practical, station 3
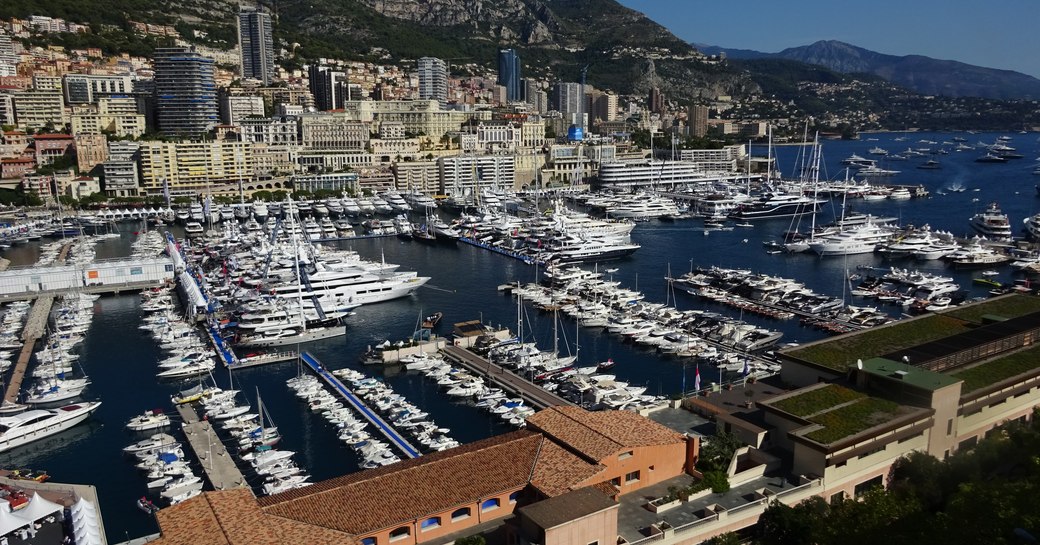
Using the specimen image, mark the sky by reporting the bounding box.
[615,0,1040,79]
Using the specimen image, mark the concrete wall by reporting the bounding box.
[357,487,523,545]
[574,442,687,496]
[957,383,1040,451]
[544,505,619,545]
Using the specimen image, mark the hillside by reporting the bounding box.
[701,40,1040,100]
[1,0,753,101]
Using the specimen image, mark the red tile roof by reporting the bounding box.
[31,133,74,140]
[525,406,685,463]
[530,437,604,497]
[151,489,352,545]
[259,430,543,534]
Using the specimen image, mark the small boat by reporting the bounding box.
[421,312,443,330]
[137,497,160,514]
[126,409,171,432]
[596,358,617,371]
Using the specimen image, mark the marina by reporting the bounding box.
[439,345,572,410]
[299,352,422,459]
[0,131,1037,540]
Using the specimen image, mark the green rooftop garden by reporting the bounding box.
[949,343,1040,394]
[943,294,1040,324]
[786,315,973,371]
[771,384,867,418]
[804,397,905,444]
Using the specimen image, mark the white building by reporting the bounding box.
[439,154,516,194]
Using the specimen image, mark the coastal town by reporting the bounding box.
[0,4,1038,545]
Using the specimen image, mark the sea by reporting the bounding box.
[1,131,1038,541]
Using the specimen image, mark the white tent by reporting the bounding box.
[10,493,63,525]
[70,499,102,545]
[0,500,30,537]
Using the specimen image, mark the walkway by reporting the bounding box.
[0,280,169,303]
[175,404,250,493]
[3,295,54,403]
[299,352,420,459]
[440,345,572,409]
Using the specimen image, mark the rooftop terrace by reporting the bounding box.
[783,294,1040,372]
[949,343,1040,394]
[763,384,924,446]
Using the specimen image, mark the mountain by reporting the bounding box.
[700,40,1040,100]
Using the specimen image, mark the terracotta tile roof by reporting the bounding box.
[151,488,352,545]
[525,406,685,463]
[259,430,543,535]
[530,438,603,497]
[31,133,74,140]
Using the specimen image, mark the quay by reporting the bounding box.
[0,280,171,303]
[439,345,572,410]
[206,324,239,367]
[300,352,421,459]
[174,404,250,493]
[3,295,55,403]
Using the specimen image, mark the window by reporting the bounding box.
[624,470,640,484]
[649,465,655,472]
[361,539,377,545]
[389,527,410,542]
[588,542,599,545]
[421,517,440,531]
[947,418,954,436]
[610,477,621,487]
[618,450,633,460]
[481,498,500,512]
[451,507,471,522]
[509,491,520,504]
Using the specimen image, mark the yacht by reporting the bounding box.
[189,204,205,223]
[887,187,912,201]
[858,165,900,177]
[970,203,1013,241]
[0,402,101,453]
[219,206,235,223]
[868,146,888,156]
[946,243,1012,269]
[730,193,822,220]
[405,191,438,210]
[1023,214,1040,240]
[370,196,393,215]
[341,198,362,216]
[603,197,680,220]
[384,192,411,212]
[325,199,344,216]
[808,223,894,256]
[975,153,1007,163]
[184,222,205,237]
[252,201,269,222]
[268,266,431,306]
[840,153,875,168]
[543,237,642,264]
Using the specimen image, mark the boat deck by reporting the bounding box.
[175,404,251,493]
[300,352,421,459]
[226,351,298,369]
[439,345,573,410]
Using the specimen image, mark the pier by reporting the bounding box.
[299,352,421,459]
[439,345,572,410]
[3,295,55,403]
[174,404,250,493]
[458,236,545,266]
[226,350,298,370]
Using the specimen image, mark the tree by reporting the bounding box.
[698,431,742,472]
[454,535,485,545]
[758,497,826,545]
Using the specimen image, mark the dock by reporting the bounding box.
[440,345,572,410]
[300,352,421,459]
[175,404,250,493]
[458,237,545,266]
[3,295,55,403]
[206,324,238,367]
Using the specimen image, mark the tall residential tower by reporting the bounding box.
[238,6,275,85]
[417,57,448,107]
[153,46,218,137]
[497,49,521,103]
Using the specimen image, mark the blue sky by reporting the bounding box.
[616,0,1040,79]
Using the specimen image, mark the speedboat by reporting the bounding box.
[126,409,171,432]
[0,402,101,453]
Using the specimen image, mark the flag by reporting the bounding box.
[694,364,701,391]
[742,357,749,378]
[204,195,212,218]
[162,178,170,208]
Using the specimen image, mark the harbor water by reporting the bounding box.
[1,131,1038,540]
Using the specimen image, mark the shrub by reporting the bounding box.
[703,470,730,494]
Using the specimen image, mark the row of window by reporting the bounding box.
[360,492,520,545]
